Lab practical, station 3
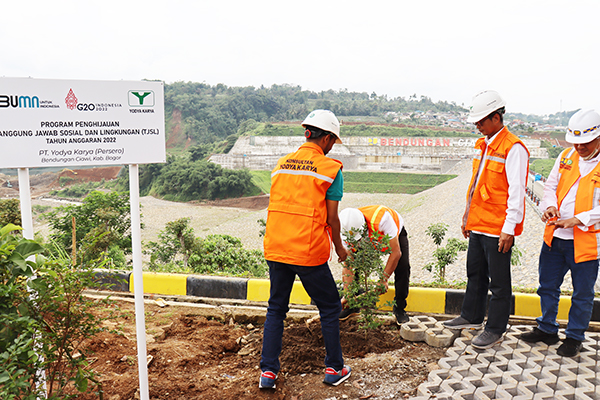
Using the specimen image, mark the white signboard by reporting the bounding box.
[0,77,166,168]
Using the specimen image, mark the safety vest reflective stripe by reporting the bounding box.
[487,155,506,164]
[271,169,336,183]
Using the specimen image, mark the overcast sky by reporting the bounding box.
[2,0,598,116]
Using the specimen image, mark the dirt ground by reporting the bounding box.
[76,299,445,400]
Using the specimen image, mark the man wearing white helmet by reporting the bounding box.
[519,109,600,357]
[260,110,351,389]
[337,206,411,325]
[443,90,530,350]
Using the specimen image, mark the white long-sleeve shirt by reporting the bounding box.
[540,151,600,240]
[471,128,529,237]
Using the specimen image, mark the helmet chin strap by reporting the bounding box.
[583,142,600,161]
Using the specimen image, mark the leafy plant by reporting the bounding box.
[0,199,22,227]
[147,218,198,270]
[46,191,132,269]
[425,222,468,283]
[341,223,391,330]
[146,219,268,277]
[0,224,117,399]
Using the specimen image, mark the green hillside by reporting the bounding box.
[250,170,457,195]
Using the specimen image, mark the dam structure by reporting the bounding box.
[210,136,548,173]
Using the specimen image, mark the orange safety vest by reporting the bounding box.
[358,205,401,251]
[465,127,529,236]
[264,142,343,266]
[543,148,600,263]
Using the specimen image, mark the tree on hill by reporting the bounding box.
[163,82,470,148]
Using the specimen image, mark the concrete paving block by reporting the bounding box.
[536,356,561,370]
[578,354,599,370]
[452,336,471,350]
[585,352,600,364]
[574,388,598,400]
[509,357,542,373]
[554,388,581,399]
[425,321,461,347]
[444,346,466,360]
[412,314,439,325]
[437,356,464,370]
[496,346,527,366]
[575,374,597,391]
[470,363,490,377]
[513,346,547,361]
[439,376,472,394]
[424,368,453,386]
[518,381,553,397]
[400,319,426,342]
[504,369,536,386]
[459,326,484,341]
[533,392,560,400]
[463,375,487,391]
[496,382,535,400]
[577,369,600,390]
[473,386,498,400]
[416,381,445,398]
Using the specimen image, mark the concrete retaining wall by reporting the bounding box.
[210,136,547,173]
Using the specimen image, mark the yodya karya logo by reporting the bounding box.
[128,90,155,107]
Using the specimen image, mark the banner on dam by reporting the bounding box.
[0,77,165,168]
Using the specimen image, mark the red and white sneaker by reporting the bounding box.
[259,370,277,389]
[323,365,351,386]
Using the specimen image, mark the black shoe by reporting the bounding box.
[339,308,359,321]
[557,337,582,357]
[394,310,409,325]
[518,327,560,345]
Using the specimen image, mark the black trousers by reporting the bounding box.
[394,227,411,312]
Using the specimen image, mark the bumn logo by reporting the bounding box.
[65,89,78,110]
[0,95,40,108]
[128,90,154,107]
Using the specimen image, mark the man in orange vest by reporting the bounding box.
[338,206,411,325]
[519,109,600,357]
[443,90,529,349]
[260,110,351,389]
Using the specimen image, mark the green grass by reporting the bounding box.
[250,171,272,194]
[344,171,457,194]
[250,170,456,195]
[530,159,555,178]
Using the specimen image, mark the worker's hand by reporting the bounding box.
[336,246,348,263]
[549,217,582,229]
[340,297,348,309]
[461,223,470,238]
[498,232,514,253]
[377,279,389,294]
[542,206,560,223]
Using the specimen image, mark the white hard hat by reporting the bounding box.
[466,90,507,123]
[302,109,342,144]
[565,109,600,144]
[339,208,365,243]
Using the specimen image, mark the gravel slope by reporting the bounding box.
[33,161,567,291]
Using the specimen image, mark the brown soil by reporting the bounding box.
[0,166,123,198]
[190,194,270,210]
[75,300,445,400]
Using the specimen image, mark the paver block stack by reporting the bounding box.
[400,315,461,347]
